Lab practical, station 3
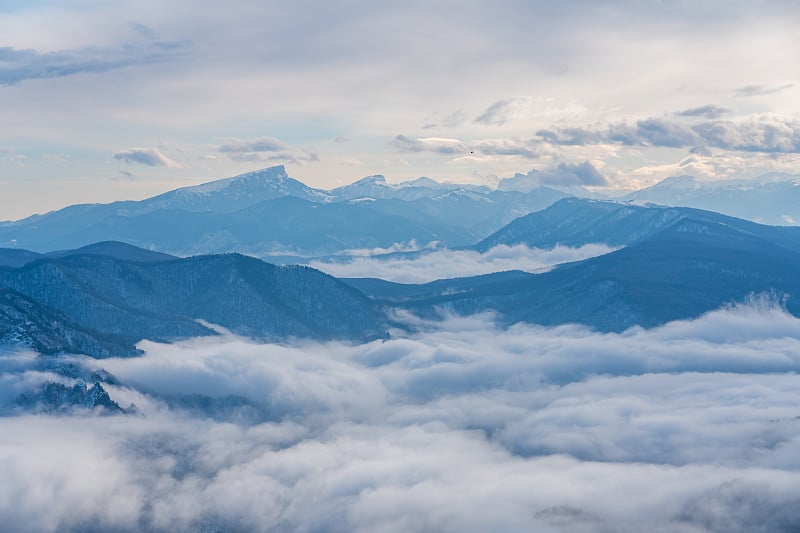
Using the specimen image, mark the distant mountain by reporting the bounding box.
[476,197,800,252]
[367,187,570,239]
[621,173,800,225]
[329,174,477,201]
[215,196,469,254]
[0,198,468,256]
[3,165,800,258]
[142,165,331,212]
[0,241,177,268]
[45,241,178,262]
[0,252,388,356]
[342,270,538,302]
[0,165,570,256]
[370,204,800,331]
[498,169,599,198]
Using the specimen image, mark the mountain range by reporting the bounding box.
[2,196,800,360]
[621,173,800,225]
[0,251,388,357]
[2,159,800,361]
[475,197,800,252]
[2,165,798,259]
[0,165,570,257]
[347,199,800,331]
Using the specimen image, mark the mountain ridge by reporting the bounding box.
[0,252,389,357]
[476,197,800,253]
[0,166,571,255]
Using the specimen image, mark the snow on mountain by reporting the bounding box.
[623,173,800,225]
[142,165,332,212]
[330,173,489,201]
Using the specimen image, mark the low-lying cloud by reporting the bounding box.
[2,298,800,531]
[309,243,616,283]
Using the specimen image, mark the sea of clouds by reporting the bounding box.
[1,297,800,532]
[310,243,617,283]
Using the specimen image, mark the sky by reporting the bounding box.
[1,0,799,219]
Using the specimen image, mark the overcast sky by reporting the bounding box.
[1,0,799,219]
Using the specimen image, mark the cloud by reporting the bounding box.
[474,98,524,126]
[474,97,587,127]
[470,138,540,159]
[675,104,731,119]
[0,147,27,166]
[498,160,607,192]
[392,135,540,159]
[537,114,800,153]
[735,83,795,97]
[113,148,181,168]
[217,137,291,154]
[3,298,800,531]
[215,137,319,164]
[128,22,157,41]
[538,160,607,186]
[391,135,468,154]
[421,111,467,130]
[0,39,189,86]
[310,243,617,283]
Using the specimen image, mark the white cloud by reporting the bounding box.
[474,97,527,126]
[3,299,800,531]
[309,243,616,283]
[735,82,795,97]
[113,147,182,168]
[537,114,800,154]
[0,37,189,86]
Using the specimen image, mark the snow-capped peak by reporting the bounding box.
[182,165,290,195]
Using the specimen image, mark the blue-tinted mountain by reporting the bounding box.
[329,174,471,201]
[0,252,388,355]
[342,270,538,302]
[476,197,800,252]
[0,242,177,268]
[142,165,331,212]
[379,208,800,331]
[0,289,140,357]
[364,187,569,240]
[45,241,178,262]
[331,174,570,237]
[0,198,467,256]
[0,248,41,268]
[220,196,470,254]
[0,166,569,256]
[621,173,800,225]
[16,381,124,414]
